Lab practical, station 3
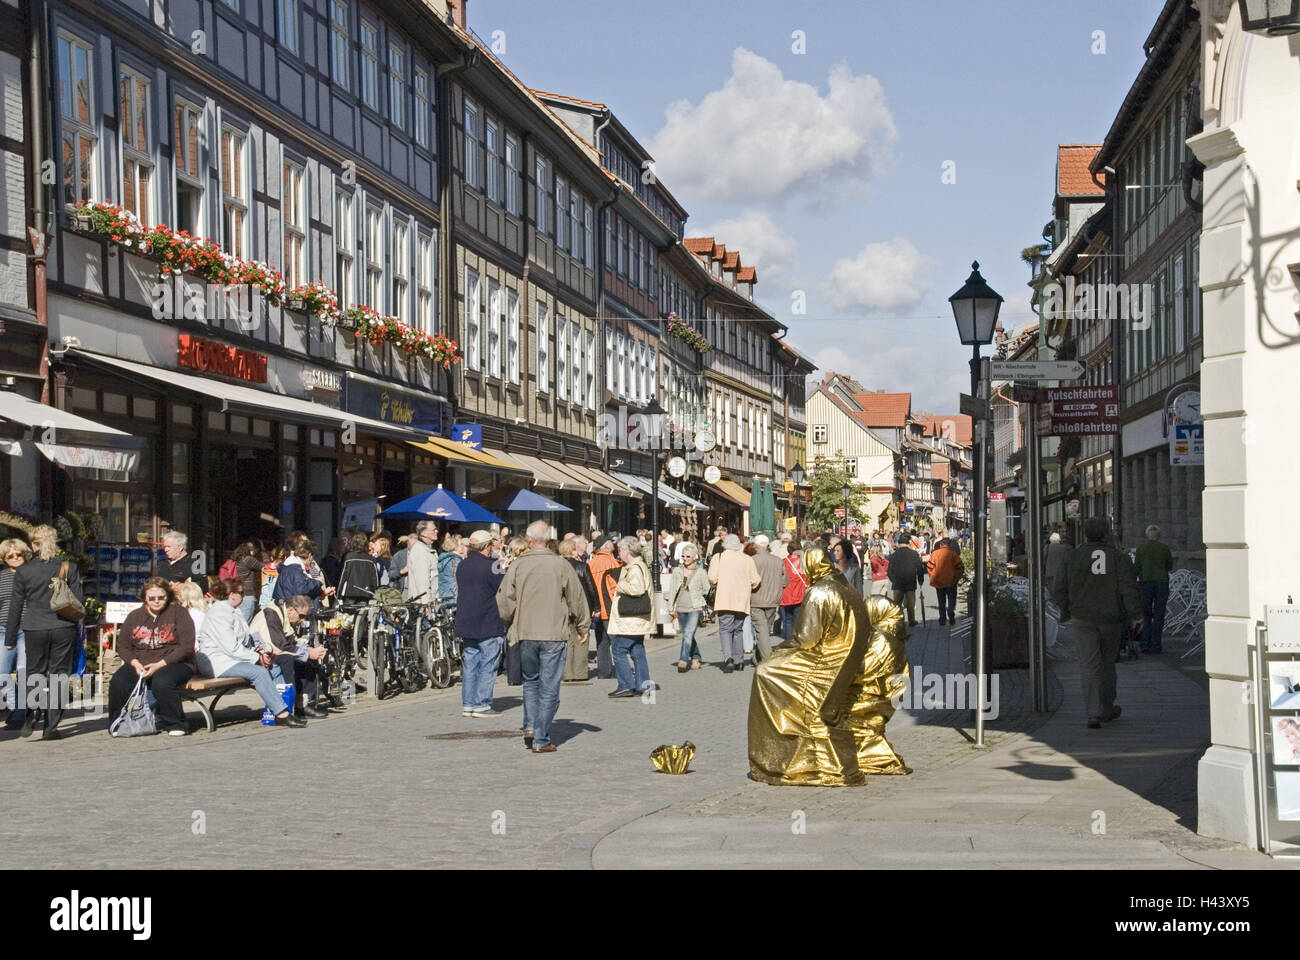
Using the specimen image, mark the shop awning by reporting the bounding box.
[611,472,708,511]
[505,452,588,490]
[409,436,531,478]
[0,390,146,472]
[70,351,421,442]
[563,463,639,497]
[706,478,752,509]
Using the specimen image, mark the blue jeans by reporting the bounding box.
[237,596,256,624]
[611,634,651,693]
[520,640,567,747]
[0,627,25,714]
[461,636,504,712]
[220,661,290,715]
[779,605,799,640]
[676,611,702,662]
[1140,580,1169,649]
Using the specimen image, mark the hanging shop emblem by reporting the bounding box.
[177,335,267,383]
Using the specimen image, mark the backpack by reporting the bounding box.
[218,559,238,580]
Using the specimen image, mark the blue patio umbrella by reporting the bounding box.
[377,484,503,524]
[477,484,573,513]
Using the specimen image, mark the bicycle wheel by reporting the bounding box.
[370,627,389,700]
[426,625,452,689]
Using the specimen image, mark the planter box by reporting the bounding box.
[988,617,1029,669]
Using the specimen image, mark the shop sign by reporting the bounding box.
[451,423,483,450]
[346,380,443,434]
[1036,385,1120,436]
[300,368,343,409]
[177,334,267,383]
[1170,423,1204,466]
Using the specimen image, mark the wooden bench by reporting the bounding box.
[182,676,251,732]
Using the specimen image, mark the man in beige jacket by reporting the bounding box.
[708,534,761,673]
[497,521,590,752]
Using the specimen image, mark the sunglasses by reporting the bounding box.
[4,553,23,559]
[144,594,169,602]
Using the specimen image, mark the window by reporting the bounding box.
[813,424,827,445]
[536,301,549,393]
[387,44,404,129]
[119,67,153,224]
[391,217,409,323]
[638,235,648,290]
[413,68,430,148]
[616,218,626,275]
[725,398,733,446]
[365,204,384,310]
[648,347,656,402]
[507,289,519,384]
[586,331,596,408]
[604,213,613,266]
[571,321,582,402]
[279,0,299,55]
[583,201,594,268]
[463,97,481,189]
[535,154,551,235]
[282,160,306,291]
[569,187,581,258]
[173,100,204,236]
[504,134,520,215]
[417,230,435,333]
[329,0,349,87]
[605,324,615,391]
[486,279,501,378]
[335,189,355,307]
[616,331,626,398]
[360,22,379,109]
[485,118,501,203]
[220,127,248,258]
[1173,254,1186,354]
[1191,239,1201,338]
[555,176,568,249]
[57,32,96,207]
[556,314,568,401]
[464,266,481,370]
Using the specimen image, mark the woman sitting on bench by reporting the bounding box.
[196,580,305,728]
[110,577,196,736]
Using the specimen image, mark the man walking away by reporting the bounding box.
[587,536,621,679]
[748,535,788,663]
[926,538,964,625]
[1054,517,1143,729]
[497,521,590,752]
[887,537,926,626]
[708,534,760,672]
[454,531,507,719]
[1044,531,1069,599]
[1135,524,1174,653]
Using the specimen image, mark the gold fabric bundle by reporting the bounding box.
[650,741,696,774]
[747,546,911,786]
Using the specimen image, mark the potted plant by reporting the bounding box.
[986,578,1029,668]
[665,312,711,352]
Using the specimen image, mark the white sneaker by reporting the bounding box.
[461,711,474,717]
[469,709,496,718]
[166,729,187,737]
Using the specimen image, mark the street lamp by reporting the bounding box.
[790,462,805,538]
[1239,0,1300,36]
[841,481,851,537]
[949,260,1001,749]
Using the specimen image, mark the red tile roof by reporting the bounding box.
[1057,144,1105,197]
[916,413,973,446]
[736,266,756,283]
[723,251,740,270]
[850,391,911,428]
[712,243,726,261]
[684,237,714,256]
[530,88,606,109]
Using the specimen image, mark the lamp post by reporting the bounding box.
[948,260,1002,748]
[841,481,851,539]
[790,462,805,538]
[1238,0,1300,35]
[646,395,665,596]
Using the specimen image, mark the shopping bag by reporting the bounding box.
[505,639,522,686]
[109,675,157,737]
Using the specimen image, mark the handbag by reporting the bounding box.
[619,591,652,617]
[109,674,157,737]
[218,559,238,580]
[49,561,85,622]
[505,639,523,686]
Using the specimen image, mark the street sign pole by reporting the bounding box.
[1025,401,1046,712]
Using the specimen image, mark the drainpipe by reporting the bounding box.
[1094,163,1123,539]
[435,47,478,432]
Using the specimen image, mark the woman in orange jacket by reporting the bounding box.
[926,539,965,626]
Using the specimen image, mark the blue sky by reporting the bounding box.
[471,0,1166,412]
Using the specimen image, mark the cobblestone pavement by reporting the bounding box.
[0,601,1286,869]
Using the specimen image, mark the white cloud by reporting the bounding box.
[690,210,797,281]
[649,48,896,203]
[809,344,969,415]
[827,237,930,312]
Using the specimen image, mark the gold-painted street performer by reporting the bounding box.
[748,544,911,786]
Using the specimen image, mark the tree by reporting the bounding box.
[805,454,876,535]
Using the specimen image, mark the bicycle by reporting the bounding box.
[417,600,461,689]
[366,594,430,699]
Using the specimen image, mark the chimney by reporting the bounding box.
[447,0,467,30]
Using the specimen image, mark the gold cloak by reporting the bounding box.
[747,546,911,786]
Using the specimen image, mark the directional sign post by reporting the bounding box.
[990,360,1085,381]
